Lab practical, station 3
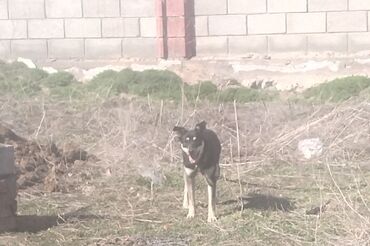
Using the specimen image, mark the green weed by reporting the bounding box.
[303,76,370,102]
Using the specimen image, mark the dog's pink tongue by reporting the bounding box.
[189,154,196,164]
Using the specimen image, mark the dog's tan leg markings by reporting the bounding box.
[186,175,195,219]
[207,184,217,222]
[183,172,189,209]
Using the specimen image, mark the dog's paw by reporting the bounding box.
[186,212,195,219]
[207,215,217,223]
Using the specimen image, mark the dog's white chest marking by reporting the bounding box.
[184,167,196,176]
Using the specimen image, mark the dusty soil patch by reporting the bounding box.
[0,123,96,192]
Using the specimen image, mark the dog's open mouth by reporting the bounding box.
[188,152,199,164]
[181,142,204,164]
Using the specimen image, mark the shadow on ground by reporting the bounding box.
[15,215,61,233]
[221,193,295,212]
[3,207,102,233]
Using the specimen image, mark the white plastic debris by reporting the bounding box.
[42,66,58,74]
[298,138,323,159]
[17,57,36,69]
[140,167,165,185]
[82,65,124,82]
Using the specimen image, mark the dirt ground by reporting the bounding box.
[1,93,370,245]
[0,123,95,192]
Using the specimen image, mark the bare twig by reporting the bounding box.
[233,100,243,212]
[34,97,46,138]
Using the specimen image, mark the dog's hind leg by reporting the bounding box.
[207,183,217,222]
[204,165,219,222]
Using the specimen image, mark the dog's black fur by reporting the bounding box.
[173,121,221,222]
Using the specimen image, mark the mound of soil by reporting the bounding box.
[0,123,94,192]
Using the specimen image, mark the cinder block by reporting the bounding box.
[248,14,285,34]
[0,0,8,19]
[307,33,347,53]
[122,38,157,57]
[228,36,267,54]
[45,0,82,18]
[195,0,227,15]
[167,17,185,37]
[195,16,208,36]
[348,33,370,53]
[9,0,45,19]
[157,17,165,38]
[28,19,64,39]
[327,11,367,32]
[121,0,155,17]
[287,13,326,33]
[0,20,27,39]
[48,39,84,59]
[168,37,186,57]
[166,0,184,17]
[102,18,139,37]
[83,0,120,17]
[65,19,101,38]
[0,41,10,58]
[228,0,266,14]
[0,145,15,176]
[268,34,307,53]
[85,39,122,59]
[349,0,370,10]
[11,40,47,59]
[140,17,156,37]
[308,0,347,12]
[209,15,246,35]
[268,0,306,13]
[196,36,228,56]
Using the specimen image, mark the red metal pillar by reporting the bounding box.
[156,0,167,58]
[156,0,195,59]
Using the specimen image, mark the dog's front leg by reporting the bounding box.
[186,175,195,219]
[183,172,189,209]
[207,183,217,222]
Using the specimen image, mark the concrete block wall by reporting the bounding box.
[0,0,157,60]
[195,0,370,57]
[0,0,370,59]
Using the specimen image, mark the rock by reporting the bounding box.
[298,138,323,159]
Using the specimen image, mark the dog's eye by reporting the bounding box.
[193,136,197,141]
[185,137,190,141]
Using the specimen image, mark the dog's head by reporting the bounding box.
[173,121,206,164]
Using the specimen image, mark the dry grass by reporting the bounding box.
[1,93,370,245]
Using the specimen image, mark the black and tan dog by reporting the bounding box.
[173,121,221,222]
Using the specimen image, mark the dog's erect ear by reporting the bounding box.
[173,126,187,137]
[195,121,206,132]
